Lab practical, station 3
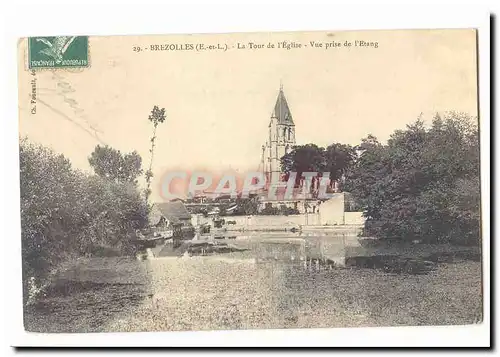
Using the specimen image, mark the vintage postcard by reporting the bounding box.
[17,29,482,334]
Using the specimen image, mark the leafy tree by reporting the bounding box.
[324,143,357,188]
[88,145,143,184]
[343,137,389,222]
[281,143,356,190]
[344,112,480,245]
[20,139,148,305]
[145,106,166,205]
[281,144,325,173]
[280,144,326,187]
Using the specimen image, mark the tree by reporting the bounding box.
[280,144,326,186]
[88,145,143,184]
[324,143,357,188]
[281,143,357,191]
[343,134,391,225]
[20,139,148,306]
[344,112,480,245]
[145,106,167,205]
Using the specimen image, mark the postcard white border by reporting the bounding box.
[2,0,492,348]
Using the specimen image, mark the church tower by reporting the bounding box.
[264,85,296,185]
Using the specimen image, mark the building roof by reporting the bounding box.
[271,87,294,125]
[150,201,191,225]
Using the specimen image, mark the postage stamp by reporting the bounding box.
[28,36,89,69]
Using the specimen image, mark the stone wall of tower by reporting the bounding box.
[276,123,295,159]
[266,121,295,183]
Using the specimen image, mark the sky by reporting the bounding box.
[18,29,478,201]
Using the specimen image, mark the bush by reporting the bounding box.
[20,139,148,304]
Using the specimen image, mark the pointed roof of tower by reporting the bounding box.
[272,86,294,125]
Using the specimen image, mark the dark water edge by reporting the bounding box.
[344,249,481,275]
[23,257,151,333]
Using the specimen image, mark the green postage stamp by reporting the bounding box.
[28,36,89,69]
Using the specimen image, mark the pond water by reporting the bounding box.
[24,234,482,332]
[152,232,474,273]
[156,232,359,262]
[114,233,481,331]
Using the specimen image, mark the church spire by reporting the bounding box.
[272,85,294,125]
[264,84,296,184]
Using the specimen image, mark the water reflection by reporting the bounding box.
[154,231,449,277]
[250,232,353,267]
[157,232,354,267]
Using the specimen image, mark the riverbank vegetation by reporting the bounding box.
[345,112,480,245]
[20,106,166,306]
[282,112,480,246]
[20,140,148,306]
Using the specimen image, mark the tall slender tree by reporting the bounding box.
[145,106,166,206]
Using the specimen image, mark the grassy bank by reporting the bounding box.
[23,257,151,333]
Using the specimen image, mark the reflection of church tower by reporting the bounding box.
[264,85,296,184]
